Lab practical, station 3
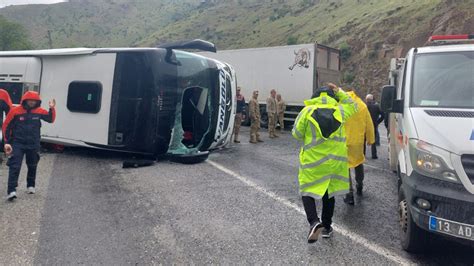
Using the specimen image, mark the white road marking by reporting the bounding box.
[364,163,393,173]
[207,160,412,265]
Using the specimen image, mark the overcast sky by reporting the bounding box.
[0,0,67,8]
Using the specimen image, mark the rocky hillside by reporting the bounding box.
[1,0,473,94]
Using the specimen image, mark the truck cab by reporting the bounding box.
[381,35,474,252]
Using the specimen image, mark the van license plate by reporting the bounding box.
[429,216,474,241]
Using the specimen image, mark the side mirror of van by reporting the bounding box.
[381,85,403,113]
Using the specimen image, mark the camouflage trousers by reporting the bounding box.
[250,118,261,142]
[278,112,284,129]
[268,113,277,136]
[233,113,243,140]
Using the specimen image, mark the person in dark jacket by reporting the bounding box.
[0,89,13,154]
[365,94,384,159]
[233,87,246,143]
[3,91,56,201]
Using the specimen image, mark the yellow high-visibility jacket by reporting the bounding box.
[292,89,357,199]
[345,91,375,168]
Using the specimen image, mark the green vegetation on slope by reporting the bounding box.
[0,15,31,51]
[0,0,198,48]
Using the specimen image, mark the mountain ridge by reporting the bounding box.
[1,0,473,93]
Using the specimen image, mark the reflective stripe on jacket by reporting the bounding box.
[292,89,357,199]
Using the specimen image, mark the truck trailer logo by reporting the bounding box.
[289,48,311,70]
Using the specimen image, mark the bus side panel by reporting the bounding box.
[40,54,116,146]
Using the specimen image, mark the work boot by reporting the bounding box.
[356,184,363,196]
[249,135,257,144]
[307,222,324,244]
[257,136,264,142]
[273,134,279,138]
[343,192,355,205]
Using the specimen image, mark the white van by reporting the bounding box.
[0,40,236,161]
[381,35,474,252]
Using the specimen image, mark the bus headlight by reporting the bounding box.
[409,139,460,184]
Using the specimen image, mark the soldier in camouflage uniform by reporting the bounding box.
[277,94,286,130]
[266,89,278,138]
[249,90,263,144]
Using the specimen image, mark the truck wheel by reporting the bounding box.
[399,192,429,253]
[243,108,250,126]
[260,108,268,129]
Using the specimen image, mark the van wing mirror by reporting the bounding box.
[158,39,217,53]
[381,85,403,113]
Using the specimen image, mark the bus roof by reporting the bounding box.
[0,47,162,57]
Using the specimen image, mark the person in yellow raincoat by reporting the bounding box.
[343,89,375,205]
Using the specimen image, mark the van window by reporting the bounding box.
[412,51,474,108]
[67,81,102,113]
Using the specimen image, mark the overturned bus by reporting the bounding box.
[0,40,236,162]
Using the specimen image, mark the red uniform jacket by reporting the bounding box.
[2,91,56,149]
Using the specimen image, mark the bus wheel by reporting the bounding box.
[168,151,209,164]
[399,192,429,253]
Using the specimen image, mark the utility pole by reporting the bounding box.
[47,30,53,49]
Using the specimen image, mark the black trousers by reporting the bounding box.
[349,164,364,192]
[364,141,377,159]
[302,191,335,229]
[7,144,40,194]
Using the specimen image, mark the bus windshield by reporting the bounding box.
[167,51,215,154]
[411,51,474,108]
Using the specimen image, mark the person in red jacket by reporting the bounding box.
[0,89,13,154]
[3,91,56,201]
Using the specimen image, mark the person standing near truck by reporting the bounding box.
[276,94,286,130]
[292,83,357,242]
[249,90,263,144]
[365,94,384,159]
[266,89,278,138]
[343,89,375,205]
[233,87,246,143]
[3,91,56,201]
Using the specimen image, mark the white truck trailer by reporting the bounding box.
[381,34,474,252]
[200,43,340,127]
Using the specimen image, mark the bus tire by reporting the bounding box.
[169,151,209,164]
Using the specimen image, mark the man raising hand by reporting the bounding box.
[3,91,56,201]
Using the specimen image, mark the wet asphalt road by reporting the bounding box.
[0,127,473,264]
